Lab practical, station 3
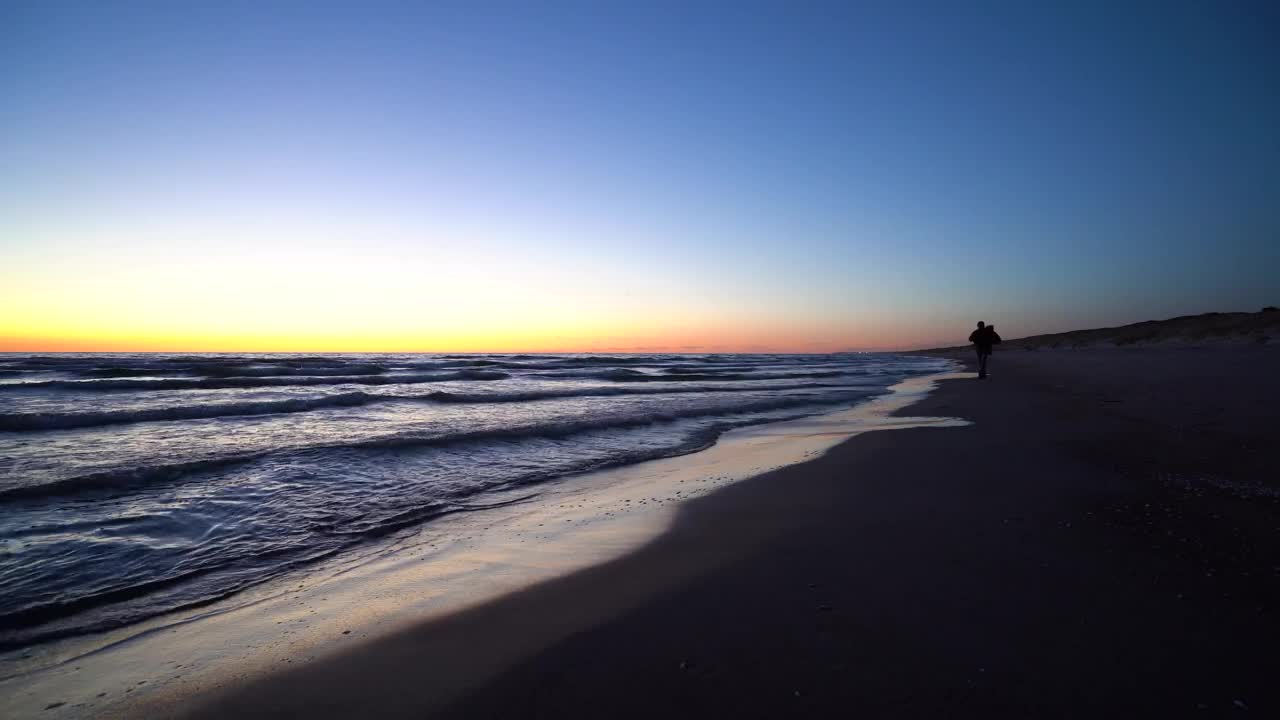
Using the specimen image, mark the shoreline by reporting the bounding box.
[1,369,964,718]
[177,345,1280,717]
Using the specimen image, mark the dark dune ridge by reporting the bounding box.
[173,344,1280,718]
[922,308,1280,352]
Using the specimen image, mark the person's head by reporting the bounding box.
[976,321,985,329]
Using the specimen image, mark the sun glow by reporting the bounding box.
[0,224,938,352]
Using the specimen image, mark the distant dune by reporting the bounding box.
[918,308,1280,353]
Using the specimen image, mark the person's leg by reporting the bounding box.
[977,350,988,378]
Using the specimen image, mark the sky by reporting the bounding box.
[2,0,1277,352]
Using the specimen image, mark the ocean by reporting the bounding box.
[0,352,950,650]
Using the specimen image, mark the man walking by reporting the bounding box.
[968,321,1002,379]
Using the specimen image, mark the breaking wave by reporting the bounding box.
[1,390,873,505]
[0,392,383,432]
[0,369,510,392]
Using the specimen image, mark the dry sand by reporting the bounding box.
[179,346,1280,718]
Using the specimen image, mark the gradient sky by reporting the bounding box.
[3,1,1278,352]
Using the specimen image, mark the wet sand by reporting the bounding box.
[179,346,1280,717]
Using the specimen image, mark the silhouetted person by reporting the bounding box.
[968,321,1001,378]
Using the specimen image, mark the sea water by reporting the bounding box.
[0,352,950,650]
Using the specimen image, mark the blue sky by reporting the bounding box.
[2,1,1277,350]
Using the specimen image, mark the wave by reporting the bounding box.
[1,381,870,433]
[571,368,855,382]
[442,354,569,361]
[1,390,872,505]
[0,492,527,648]
[427,359,505,368]
[12,362,393,380]
[0,369,510,392]
[162,356,360,366]
[551,355,660,365]
[193,363,389,377]
[0,556,253,631]
[396,359,520,370]
[74,367,174,378]
[338,395,854,453]
[4,357,108,369]
[0,543,350,649]
[0,455,264,505]
[407,357,673,371]
[662,365,756,374]
[434,356,677,370]
[0,354,848,383]
[69,360,507,379]
[423,381,860,404]
[0,392,383,432]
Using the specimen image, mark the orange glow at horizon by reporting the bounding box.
[0,305,950,353]
[0,244,961,352]
[0,322,942,354]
